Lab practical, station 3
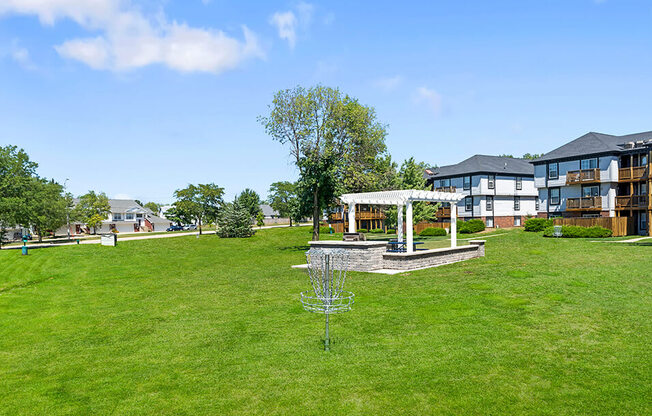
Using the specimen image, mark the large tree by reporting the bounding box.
[74,191,111,234]
[235,188,262,221]
[143,202,161,215]
[259,85,390,240]
[268,181,301,227]
[0,146,38,244]
[173,183,224,235]
[385,157,439,228]
[25,178,67,242]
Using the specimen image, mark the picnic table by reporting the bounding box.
[387,241,425,253]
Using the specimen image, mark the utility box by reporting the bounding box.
[101,234,117,247]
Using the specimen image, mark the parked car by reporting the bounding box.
[166,225,184,232]
[184,224,197,231]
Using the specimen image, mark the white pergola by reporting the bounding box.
[339,190,465,252]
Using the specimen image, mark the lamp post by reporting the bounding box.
[64,178,71,241]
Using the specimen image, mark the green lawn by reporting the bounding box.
[0,227,650,415]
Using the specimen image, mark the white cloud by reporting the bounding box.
[0,0,264,74]
[113,193,133,200]
[373,75,403,91]
[269,2,314,48]
[415,86,443,115]
[269,11,297,49]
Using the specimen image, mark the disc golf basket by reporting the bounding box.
[553,225,563,238]
[301,248,354,351]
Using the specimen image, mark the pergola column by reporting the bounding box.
[450,202,457,248]
[406,200,414,253]
[397,204,404,242]
[348,203,356,233]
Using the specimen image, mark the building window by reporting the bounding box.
[463,176,471,190]
[113,213,123,221]
[641,182,648,196]
[641,213,648,231]
[486,217,494,228]
[580,158,598,170]
[465,196,472,211]
[582,185,599,197]
[516,177,522,190]
[486,196,493,211]
[549,188,560,205]
[548,163,558,180]
[488,175,495,189]
[136,213,143,218]
[535,198,540,211]
[641,154,648,166]
[440,179,450,187]
[126,213,134,220]
[514,216,521,226]
[514,196,520,210]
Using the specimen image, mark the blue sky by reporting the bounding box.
[1,0,651,203]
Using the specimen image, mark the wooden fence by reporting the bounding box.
[552,217,635,237]
[414,222,448,234]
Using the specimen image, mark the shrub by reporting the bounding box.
[543,225,612,238]
[458,219,485,234]
[370,228,384,233]
[419,227,447,236]
[217,201,255,238]
[386,228,396,234]
[524,218,553,232]
[357,228,368,233]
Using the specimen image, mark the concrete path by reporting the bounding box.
[592,236,652,243]
[2,223,311,250]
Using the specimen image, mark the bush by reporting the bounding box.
[217,201,255,238]
[458,219,485,234]
[386,228,396,234]
[543,225,612,238]
[370,228,384,233]
[419,227,447,236]
[357,228,368,233]
[524,218,553,232]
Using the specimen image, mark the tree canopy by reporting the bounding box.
[259,85,390,240]
[74,191,111,234]
[268,181,301,227]
[173,183,224,235]
[235,188,262,220]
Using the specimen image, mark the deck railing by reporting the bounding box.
[435,186,456,193]
[566,196,602,210]
[435,206,451,217]
[616,195,649,209]
[329,211,386,221]
[618,166,647,181]
[566,168,600,185]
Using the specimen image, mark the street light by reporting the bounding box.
[64,178,71,241]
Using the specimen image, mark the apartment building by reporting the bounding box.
[425,155,537,228]
[532,131,652,235]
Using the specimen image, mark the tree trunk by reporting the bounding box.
[199,217,202,235]
[312,187,320,241]
[289,217,293,227]
[37,226,43,243]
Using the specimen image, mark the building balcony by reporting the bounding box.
[329,211,386,222]
[566,196,602,210]
[435,186,456,193]
[435,206,451,218]
[616,195,649,209]
[566,168,600,185]
[618,166,648,181]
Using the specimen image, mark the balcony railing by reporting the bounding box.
[435,206,451,218]
[328,211,386,221]
[616,195,649,209]
[566,196,602,210]
[618,166,647,181]
[566,168,600,185]
[435,186,456,193]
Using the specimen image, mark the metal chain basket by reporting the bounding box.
[300,248,354,350]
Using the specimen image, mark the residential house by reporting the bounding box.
[425,155,537,228]
[532,131,652,235]
[59,199,173,235]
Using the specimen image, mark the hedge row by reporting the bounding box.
[419,227,447,236]
[458,219,485,234]
[370,228,384,233]
[524,218,553,232]
[543,225,612,238]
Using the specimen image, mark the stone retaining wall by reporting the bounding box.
[308,240,388,272]
[382,241,485,270]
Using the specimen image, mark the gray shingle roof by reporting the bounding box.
[260,204,279,217]
[425,155,534,179]
[532,131,652,163]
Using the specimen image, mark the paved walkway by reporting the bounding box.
[593,236,652,243]
[2,223,310,250]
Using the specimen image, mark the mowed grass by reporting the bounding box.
[0,227,650,415]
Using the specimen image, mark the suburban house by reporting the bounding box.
[531,131,652,235]
[59,199,173,235]
[425,155,537,228]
